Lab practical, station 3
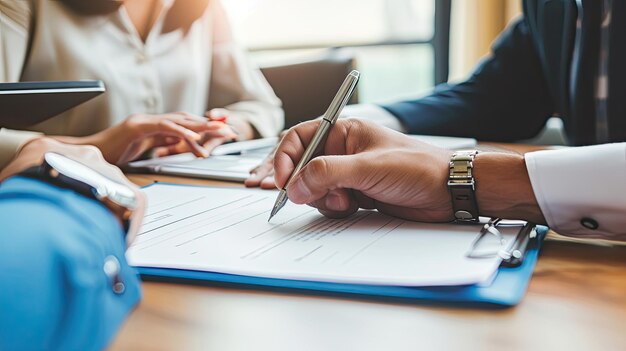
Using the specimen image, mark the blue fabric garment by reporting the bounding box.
[0,176,141,351]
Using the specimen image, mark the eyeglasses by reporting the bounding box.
[466,218,530,259]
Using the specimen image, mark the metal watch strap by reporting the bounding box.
[18,164,99,202]
[448,150,480,221]
[18,157,133,233]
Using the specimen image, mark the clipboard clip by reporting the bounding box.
[466,218,536,267]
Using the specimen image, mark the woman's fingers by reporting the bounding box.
[201,136,230,154]
[245,152,275,187]
[151,113,237,155]
[259,176,276,189]
[245,171,275,188]
[152,135,232,158]
[200,127,238,141]
[146,119,209,157]
[153,140,188,157]
[172,116,225,132]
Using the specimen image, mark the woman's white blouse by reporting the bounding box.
[21,0,283,138]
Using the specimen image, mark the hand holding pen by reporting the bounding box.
[268,70,360,221]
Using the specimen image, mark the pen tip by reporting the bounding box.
[269,190,287,222]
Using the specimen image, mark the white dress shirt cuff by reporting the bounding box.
[525,143,626,241]
[341,104,406,132]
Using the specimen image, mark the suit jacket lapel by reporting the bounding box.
[527,1,576,118]
[608,0,626,141]
[570,0,600,145]
[558,1,576,115]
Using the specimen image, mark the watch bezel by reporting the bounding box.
[43,152,138,211]
[448,150,480,222]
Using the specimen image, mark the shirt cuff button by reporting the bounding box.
[113,281,126,294]
[104,255,125,295]
[580,217,599,230]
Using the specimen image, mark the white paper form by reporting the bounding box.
[128,184,519,286]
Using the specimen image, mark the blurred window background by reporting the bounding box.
[223,0,438,104]
[223,0,522,104]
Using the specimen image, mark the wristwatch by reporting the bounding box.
[18,152,138,233]
[448,150,480,222]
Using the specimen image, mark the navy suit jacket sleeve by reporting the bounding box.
[382,19,555,141]
[0,177,141,351]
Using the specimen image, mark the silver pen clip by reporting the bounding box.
[466,217,535,267]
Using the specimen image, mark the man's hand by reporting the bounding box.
[0,137,146,242]
[273,118,455,222]
[274,118,546,224]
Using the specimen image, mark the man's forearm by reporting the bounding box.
[473,152,546,224]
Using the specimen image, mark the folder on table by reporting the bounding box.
[131,183,545,307]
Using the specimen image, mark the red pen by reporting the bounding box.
[209,115,228,123]
[208,113,239,138]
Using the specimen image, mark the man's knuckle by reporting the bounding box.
[307,157,329,179]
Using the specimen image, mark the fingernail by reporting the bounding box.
[290,177,311,202]
[197,147,210,157]
[325,192,345,211]
[185,130,202,140]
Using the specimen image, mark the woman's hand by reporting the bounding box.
[59,113,237,165]
[245,150,277,189]
[244,130,288,189]
[152,109,255,159]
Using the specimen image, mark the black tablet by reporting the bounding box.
[0,80,105,128]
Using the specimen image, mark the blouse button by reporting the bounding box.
[136,52,148,64]
[580,217,599,230]
[145,96,157,108]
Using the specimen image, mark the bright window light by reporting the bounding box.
[224,0,436,103]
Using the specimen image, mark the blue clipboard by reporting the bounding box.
[135,224,546,308]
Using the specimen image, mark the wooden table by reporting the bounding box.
[109,144,626,351]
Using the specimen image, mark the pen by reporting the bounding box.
[501,225,536,267]
[207,111,240,138]
[268,70,360,221]
[210,116,227,123]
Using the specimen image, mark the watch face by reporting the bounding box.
[44,152,137,209]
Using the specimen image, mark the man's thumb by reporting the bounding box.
[287,154,362,205]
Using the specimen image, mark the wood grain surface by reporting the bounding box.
[109,144,626,351]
